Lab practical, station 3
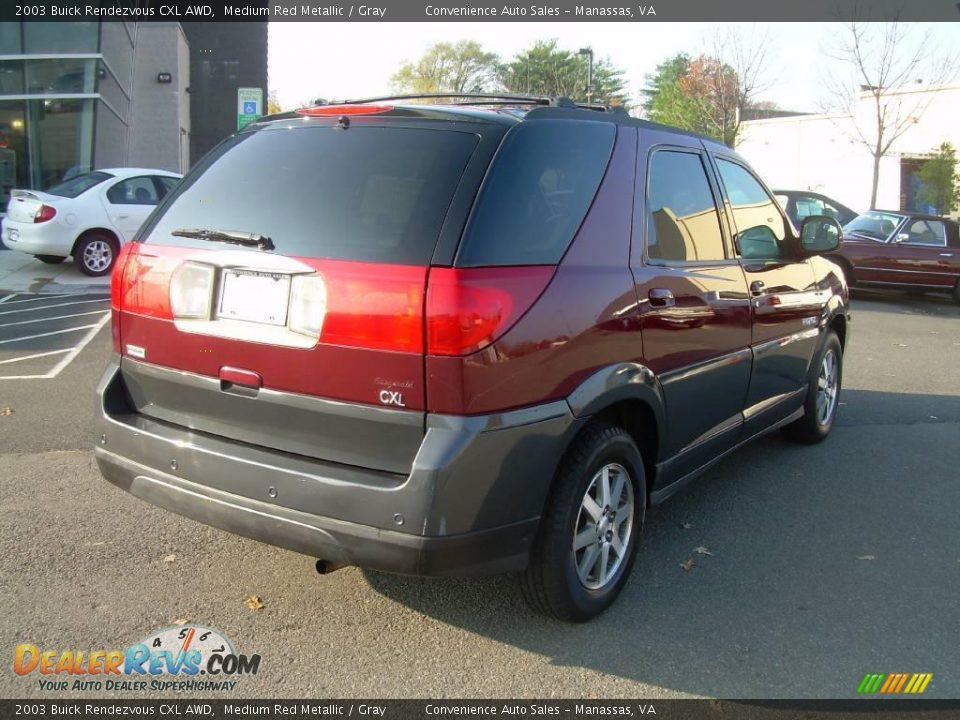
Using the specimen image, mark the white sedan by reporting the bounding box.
[1,168,182,276]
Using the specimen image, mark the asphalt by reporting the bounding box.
[0,287,958,700]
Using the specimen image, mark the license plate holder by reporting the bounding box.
[218,270,291,326]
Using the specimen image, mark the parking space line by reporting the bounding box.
[0,349,71,365]
[45,312,112,378]
[0,323,101,346]
[4,310,109,327]
[0,293,89,305]
[0,298,109,315]
[0,294,17,304]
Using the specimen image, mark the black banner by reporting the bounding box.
[3,700,960,720]
[3,0,960,22]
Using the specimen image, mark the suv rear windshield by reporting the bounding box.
[142,125,479,265]
[456,120,616,266]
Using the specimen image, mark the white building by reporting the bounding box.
[737,84,960,217]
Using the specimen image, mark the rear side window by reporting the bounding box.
[46,171,112,198]
[456,121,615,266]
[646,150,725,263]
[143,126,479,265]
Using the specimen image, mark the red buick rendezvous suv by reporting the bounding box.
[95,96,850,621]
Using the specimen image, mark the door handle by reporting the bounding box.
[648,288,675,307]
[116,214,129,220]
[750,280,766,296]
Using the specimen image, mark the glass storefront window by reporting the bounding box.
[22,22,98,54]
[0,23,21,54]
[24,99,94,190]
[0,62,25,95]
[0,103,28,210]
[25,58,96,95]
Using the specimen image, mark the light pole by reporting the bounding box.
[578,47,594,106]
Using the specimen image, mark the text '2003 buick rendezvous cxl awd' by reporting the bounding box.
[95,95,850,621]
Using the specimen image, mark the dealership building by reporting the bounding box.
[0,22,267,210]
[737,84,960,217]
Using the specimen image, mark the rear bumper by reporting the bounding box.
[94,358,580,576]
[1,218,71,256]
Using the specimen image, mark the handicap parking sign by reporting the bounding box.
[243,101,258,114]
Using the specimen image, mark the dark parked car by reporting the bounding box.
[774,189,859,229]
[96,96,850,621]
[830,210,960,303]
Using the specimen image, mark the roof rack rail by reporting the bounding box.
[339,92,580,108]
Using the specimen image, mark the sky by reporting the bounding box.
[267,22,958,114]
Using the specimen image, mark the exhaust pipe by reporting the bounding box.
[315,559,349,575]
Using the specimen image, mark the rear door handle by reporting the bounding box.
[750,280,766,296]
[648,288,675,307]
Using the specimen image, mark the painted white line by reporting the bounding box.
[0,298,109,315]
[0,348,71,365]
[3,310,108,327]
[46,312,111,378]
[0,323,99,345]
[0,292,88,305]
[0,373,49,380]
[0,294,18,304]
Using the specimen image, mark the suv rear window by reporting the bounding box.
[456,120,616,266]
[142,126,479,265]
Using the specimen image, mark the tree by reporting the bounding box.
[391,41,500,95]
[500,39,629,108]
[825,15,959,208]
[640,27,772,146]
[267,91,283,115]
[917,143,960,215]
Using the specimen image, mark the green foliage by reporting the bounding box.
[917,143,960,215]
[641,54,698,128]
[391,41,500,94]
[499,40,629,108]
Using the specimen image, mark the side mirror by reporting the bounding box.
[800,214,842,254]
[894,232,909,243]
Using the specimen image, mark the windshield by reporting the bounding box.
[142,125,479,265]
[46,171,113,198]
[843,211,904,241]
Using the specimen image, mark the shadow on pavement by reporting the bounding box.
[362,388,960,698]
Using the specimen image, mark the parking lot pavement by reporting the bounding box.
[0,290,958,700]
[0,292,110,380]
[0,248,110,295]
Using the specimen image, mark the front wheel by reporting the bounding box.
[75,233,118,277]
[521,423,646,622]
[782,330,843,444]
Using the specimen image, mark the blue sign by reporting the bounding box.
[243,101,258,115]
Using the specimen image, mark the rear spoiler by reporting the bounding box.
[10,190,42,201]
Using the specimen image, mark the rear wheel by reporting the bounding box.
[521,423,645,622]
[75,233,118,277]
[782,330,843,444]
[35,255,66,264]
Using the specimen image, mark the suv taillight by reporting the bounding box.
[425,266,554,356]
[34,204,56,223]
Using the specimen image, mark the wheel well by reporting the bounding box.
[835,256,855,286]
[71,228,119,257]
[590,399,659,495]
[829,313,847,350]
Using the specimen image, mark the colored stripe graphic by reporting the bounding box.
[858,673,932,694]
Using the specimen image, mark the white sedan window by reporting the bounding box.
[107,177,159,206]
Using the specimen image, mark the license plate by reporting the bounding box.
[218,270,291,325]
[8,229,18,243]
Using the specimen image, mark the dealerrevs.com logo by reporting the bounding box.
[13,625,261,693]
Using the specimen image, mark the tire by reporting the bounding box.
[521,423,646,622]
[35,255,66,264]
[953,280,960,306]
[782,330,843,444]
[74,233,118,277]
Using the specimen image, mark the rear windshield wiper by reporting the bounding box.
[171,228,275,251]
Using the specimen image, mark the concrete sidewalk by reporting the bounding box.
[0,248,110,294]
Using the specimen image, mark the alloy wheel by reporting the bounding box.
[816,348,839,426]
[572,462,634,590]
[83,240,113,274]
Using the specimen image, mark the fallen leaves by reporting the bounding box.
[163,554,177,564]
[243,595,264,611]
[172,618,189,625]
[0,407,12,417]
[858,555,876,561]
[680,558,695,571]
[693,546,714,557]
[680,522,694,530]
